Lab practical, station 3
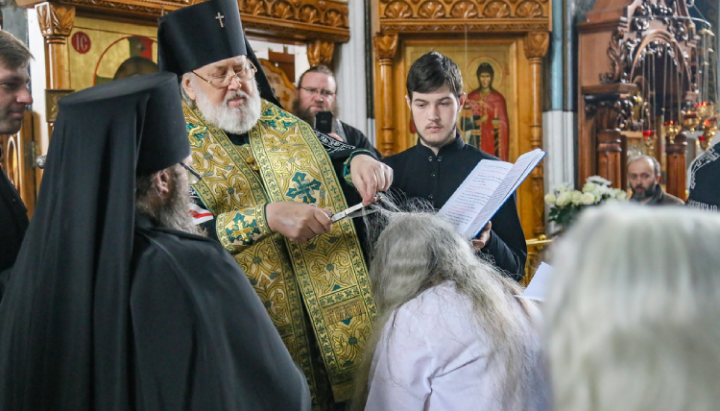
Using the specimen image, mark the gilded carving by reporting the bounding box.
[37,3,75,38]
[515,1,543,17]
[482,2,510,18]
[450,1,477,18]
[385,22,548,32]
[325,9,345,27]
[524,31,549,58]
[418,1,445,18]
[46,0,351,41]
[243,0,267,16]
[373,33,398,60]
[384,1,413,19]
[307,39,334,66]
[272,1,294,20]
[299,5,320,23]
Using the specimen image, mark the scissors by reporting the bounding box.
[330,193,383,222]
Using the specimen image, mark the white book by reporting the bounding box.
[516,262,553,302]
[437,148,546,239]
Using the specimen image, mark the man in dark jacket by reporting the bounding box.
[0,30,33,296]
[0,73,310,411]
[293,65,380,157]
[384,52,527,280]
[628,155,683,205]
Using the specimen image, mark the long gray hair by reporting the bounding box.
[352,210,541,410]
[545,204,720,411]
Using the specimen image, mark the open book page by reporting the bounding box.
[436,160,513,236]
[515,262,553,302]
[463,149,546,238]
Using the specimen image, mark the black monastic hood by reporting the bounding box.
[0,72,189,410]
[157,0,282,107]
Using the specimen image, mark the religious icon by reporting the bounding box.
[461,63,510,161]
[68,17,159,92]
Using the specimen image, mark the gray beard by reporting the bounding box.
[157,172,205,236]
[194,80,262,135]
[630,183,659,201]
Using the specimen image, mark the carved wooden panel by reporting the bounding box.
[379,0,550,33]
[37,2,74,39]
[306,39,334,66]
[578,0,698,194]
[18,0,350,43]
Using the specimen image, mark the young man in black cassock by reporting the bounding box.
[384,52,527,280]
[0,73,311,411]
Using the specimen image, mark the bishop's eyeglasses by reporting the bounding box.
[179,162,202,185]
[192,62,257,89]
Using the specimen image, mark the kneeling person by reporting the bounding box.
[353,212,548,411]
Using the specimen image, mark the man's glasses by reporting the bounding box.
[192,62,257,89]
[179,162,202,185]
[299,86,335,98]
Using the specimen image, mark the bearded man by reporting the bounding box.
[292,65,379,157]
[0,72,310,410]
[627,155,683,205]
[157,1,391,409]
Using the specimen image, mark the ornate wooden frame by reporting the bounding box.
[577,0,698,199]
[373,0,551,237]
[19,0,350,43]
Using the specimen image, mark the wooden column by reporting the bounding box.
[37,2,74,90]
[37,1,74,159]
[665,132,687,200]
[524,32,549,236]
[373,33,398,157]
[597,129,623,188]
[306,39,334,66]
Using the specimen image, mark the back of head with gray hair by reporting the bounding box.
[628,154,661,177]
[545,204,720,411]
[0,31,32,70]
[352,209,542,410]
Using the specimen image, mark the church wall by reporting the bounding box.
[2,4,29,45]
[334,0,370,140]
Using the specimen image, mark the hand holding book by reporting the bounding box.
[437,149,546,239]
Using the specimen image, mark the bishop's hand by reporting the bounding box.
[266,202,333,243]
[350,154,393,205]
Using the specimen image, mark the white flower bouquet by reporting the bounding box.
[545,176,627,228]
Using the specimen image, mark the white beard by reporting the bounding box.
[193,79,262,135]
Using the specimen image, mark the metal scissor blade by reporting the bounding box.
[331,202,364,222]
[331,193,385,222]
[341,208,379,221]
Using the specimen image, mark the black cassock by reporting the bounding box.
[0,72,310,411]
[130,213,311,410]
[383,132,528,280]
